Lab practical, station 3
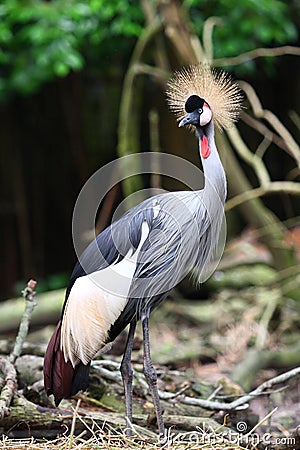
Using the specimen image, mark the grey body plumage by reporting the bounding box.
[44,63,242,439]
[68,126,226,329]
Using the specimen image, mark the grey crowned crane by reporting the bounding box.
[44,64,243,438]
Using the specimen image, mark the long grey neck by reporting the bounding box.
[196,122,227,205]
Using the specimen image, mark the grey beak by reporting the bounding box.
[178,110,200,127]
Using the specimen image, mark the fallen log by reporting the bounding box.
[0,393,229,441]
[0,289,64,334]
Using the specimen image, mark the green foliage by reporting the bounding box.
[185,0,298,58]
[0,0,298,98]
[0,0,143,98]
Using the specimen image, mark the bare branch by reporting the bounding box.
[264,110,300,167]
[241,111,288,152]
[226,125,271,187]
[0,357,17,418]
[180,366,300,411]
[289,110,300,129]
[9,279,37,364]
[133,63,169,84]
[190,34,205,62]
[226,181,300,211]
[214,45,300,67]
[239,81,300,166]
[202,17,223,63]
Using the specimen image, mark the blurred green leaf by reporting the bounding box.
[186,0,298,58]
[0,0,144,99]
[54,61,69,77]
[0,0,298,99]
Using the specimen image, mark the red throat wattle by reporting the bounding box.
[201,135,210,158]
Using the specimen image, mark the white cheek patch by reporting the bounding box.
[200,106,212,126]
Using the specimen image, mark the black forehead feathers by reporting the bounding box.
[185,95,205,113]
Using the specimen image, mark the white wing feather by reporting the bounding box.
[61,220,150,366]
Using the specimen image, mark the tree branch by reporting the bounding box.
[117,18,164,208]
[0,357,17,418]
[241,111,288,152]
[9,280,38,364]
[179,366,300,411]
[226,181,300,211]
[226,125,271,187]
[239,81,300,167]
[214,45,300,67]
[202,17,223,63]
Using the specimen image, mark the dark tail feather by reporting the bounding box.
[71,363,90,396]
[43,321,90,406]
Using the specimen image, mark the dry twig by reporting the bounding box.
[9,279,38,364]
[0,357,17,419]
[214,45,300,67]
[180,366,300,411]
[0,280,38,419]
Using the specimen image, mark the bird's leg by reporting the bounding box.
[120,320,137,436]
[141,312,166,441]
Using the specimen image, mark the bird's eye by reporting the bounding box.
[198,108,203,114]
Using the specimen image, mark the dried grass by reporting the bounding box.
[1,430,248,450]
[1,405,247,450]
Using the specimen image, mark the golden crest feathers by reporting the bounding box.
[166,64,243,130]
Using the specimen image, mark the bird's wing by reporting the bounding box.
[131,192,212,292]
[109,192,214,339]
[65,226,125,300]
[62,191,220,357]
[65,199,160,301]
[59,197,164,362]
